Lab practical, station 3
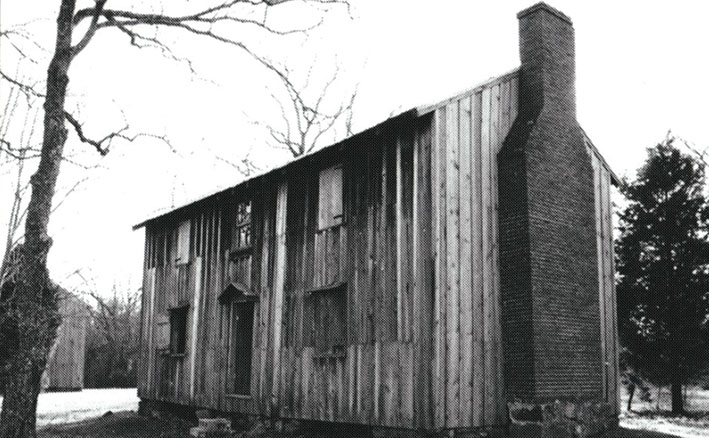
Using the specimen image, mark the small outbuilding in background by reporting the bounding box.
[42,289,89,392]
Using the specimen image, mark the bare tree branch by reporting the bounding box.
[70,1,350,114]
[0,69,44,100]
[249,57,360,158]
[63,110,174,156]
[71,0,108,58]
[63,111,125,155]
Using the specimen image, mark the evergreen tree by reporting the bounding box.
[616,136,709,414]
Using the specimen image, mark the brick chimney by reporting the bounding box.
[498,3,610,436]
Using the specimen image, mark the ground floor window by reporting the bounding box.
[309,283,347,358]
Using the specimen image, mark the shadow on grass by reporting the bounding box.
[38,411,688,438]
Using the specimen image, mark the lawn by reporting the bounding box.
[619,385,709,438]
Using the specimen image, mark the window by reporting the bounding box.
[233,201,252,250]
[150,232,168,268]
[169,306,188,355]
[229,302,255,395]
[311,284,347,357]
[175,220,190,265]
[318,165,343,230]
[310,164,346,357]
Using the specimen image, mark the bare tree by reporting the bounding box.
[0,1,349,436]
[81,284,141,388]
[0,85,41,282]
[253,57,360,157]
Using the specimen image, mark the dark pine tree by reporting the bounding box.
[616,136,709,415]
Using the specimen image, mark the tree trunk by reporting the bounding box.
[0,1,75,437]
[671,378,684,415]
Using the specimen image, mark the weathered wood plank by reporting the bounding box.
[413,116,434,429]
[146,268,157,395]
[433,106,447,428]
[271,181,288,412]
[593,157,607,402]
[401,133,415,343]
[189,257,202,399]
[458,95,474,426]
[491,82,505,424]
[399,343,414,425]
[396,136,404,341]
[445,101,461,428]
[602,168,619,412]
[471,91,485,427]
[480,86,493,425]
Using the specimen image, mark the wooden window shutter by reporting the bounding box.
[175,220,191,265]
[318,165,343,230]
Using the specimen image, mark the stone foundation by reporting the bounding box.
[190,418,233,438]
[508,400,617,437]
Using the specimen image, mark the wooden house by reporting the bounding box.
[43,289,88,392]
[135,3,620,436]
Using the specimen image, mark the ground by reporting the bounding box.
[619,385,709,438]
[35,411,691,438]
[1,387,707,437]
[0,387,139,427]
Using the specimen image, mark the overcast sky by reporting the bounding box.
[1,0,708,297]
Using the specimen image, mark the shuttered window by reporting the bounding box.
[175,220,190,265]
[310,163,347,357]
[318,165,343,230]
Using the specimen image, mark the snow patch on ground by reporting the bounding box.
[0,388,139,427]
[620,414,709,438]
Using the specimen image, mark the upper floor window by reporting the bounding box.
[318,164,343,230]
[233,201,252,250]
[175,220,190,265]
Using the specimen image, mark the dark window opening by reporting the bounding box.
[169,306,188,355]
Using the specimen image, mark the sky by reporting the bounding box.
[1,0,708,297]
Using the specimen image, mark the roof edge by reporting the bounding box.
[415,67,521,116]
[582,128,621,187]
[132,108,417,230]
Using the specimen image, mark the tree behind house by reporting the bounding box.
[616,135,709,414]
[84,288,140,388]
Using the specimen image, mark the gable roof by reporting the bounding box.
[134,69,618,230]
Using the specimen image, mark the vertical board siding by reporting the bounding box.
[135,108,453,424]
[139,71,617,431]
[431,74,518,428]
[592,150,620,415]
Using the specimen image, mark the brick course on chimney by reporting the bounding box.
[499,2,603,404]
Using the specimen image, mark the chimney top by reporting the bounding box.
[517,2,572,25]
